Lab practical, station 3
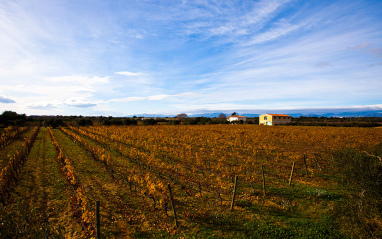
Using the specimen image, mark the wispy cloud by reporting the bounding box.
[244,22,300,45]
[109,92,199,103]
[1,0,381,116]
[48,75,110,85]
[109,96,146,103]
[175,0,291,42]
[115,71,142,77]
[66,103,97,108]
[27,103,58,110]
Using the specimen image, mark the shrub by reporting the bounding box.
[124,118,138,125]
[142,118,157,125]
[77,118,93,126]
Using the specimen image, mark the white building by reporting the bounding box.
[227,115,247,123]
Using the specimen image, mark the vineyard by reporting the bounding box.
[1,125,382,238]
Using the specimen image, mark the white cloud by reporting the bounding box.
[245,23,300,45]
[109,96,146,103]
[114,71,154,85]
[48,75,110,85]
[64,98,102,108]
[0,0,381,116]
[147,94,171,101]
[0,74,111,114]
[27,103,58,110]
[243,0,290,26]
[66,103,97,108]
[109,92,199,103]
[115,71,142,76]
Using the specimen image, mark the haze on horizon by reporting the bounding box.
[1,0,381,116]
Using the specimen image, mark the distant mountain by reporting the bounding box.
[188,112,227,118]
[286,111,382,118]
[189,111,382,118]
[122,108,382,118]
[124,113,175,118]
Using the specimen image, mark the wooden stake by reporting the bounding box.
[168,184,178,227]
[96,201,101,239]
[261,165,266,197]
[289,162,295,185]
[303,154,309,177]
[313,154,323,171]
[230,175,238,212]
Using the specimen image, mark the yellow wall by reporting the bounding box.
[259,114,291,125]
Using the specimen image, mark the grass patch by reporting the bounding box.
[331,147,382,238]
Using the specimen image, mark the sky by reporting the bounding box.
[0,0,381,116]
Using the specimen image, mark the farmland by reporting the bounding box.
[1,125,382,238]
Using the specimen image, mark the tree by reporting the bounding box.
[0,111,27,126]
[231,112,238,116]
[124,118,138,125]
[51,118,65,128]
[176,113,187,121]
[142,118,157,125]
[218,113,226,120]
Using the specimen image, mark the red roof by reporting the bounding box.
[266,114,291,117]
[227,115,246,118]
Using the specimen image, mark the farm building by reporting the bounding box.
[227,115,247,123]
[259,114,292,125]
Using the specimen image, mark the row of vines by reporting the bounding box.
[1,124,381,238]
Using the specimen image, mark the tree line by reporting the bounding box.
[1,111,381,128]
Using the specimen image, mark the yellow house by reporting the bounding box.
[259,114,292,126]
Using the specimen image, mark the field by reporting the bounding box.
[1,125,382,238]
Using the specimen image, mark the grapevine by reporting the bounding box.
[48,127,95,234]
[0,126,39,204]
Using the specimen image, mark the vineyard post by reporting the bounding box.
[313,154,323,171]
[289,162,295,186]
[96,201,101,239]
[303,154,309,177]
[261,165,266,197]
[167,184,178,227]
[230,175,238,212]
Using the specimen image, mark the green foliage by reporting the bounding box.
[173,219,345,239]
[184,117,213,125]
[45,118,65,128]
[0,111,27,126]
[124,118,138,125]
[331,147,382,238]
[0,203,65,238]
[168,119,181,125]
[77,118,93,126]
[243,220,345,239]
[102,118,123,125]
[142,118,157,125]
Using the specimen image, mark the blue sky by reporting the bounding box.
[0,0,381,116]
